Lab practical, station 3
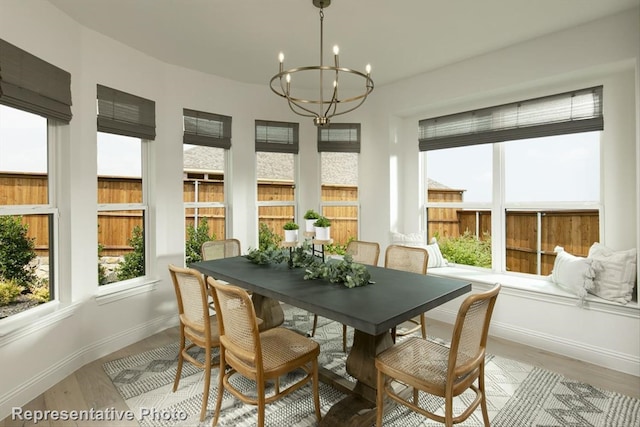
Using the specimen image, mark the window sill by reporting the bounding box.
[0,300,80,343]
[95,277,159,306]
[427,265,639,318]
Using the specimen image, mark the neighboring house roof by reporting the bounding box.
[183,147,463,190]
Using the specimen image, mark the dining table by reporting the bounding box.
[191,255,471,427]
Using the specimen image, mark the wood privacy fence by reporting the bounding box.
[4,173,599,274]
[427,188,599,275]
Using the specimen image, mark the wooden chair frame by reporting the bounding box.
[384,244,429,340]
[311,240,380,352]
[375,285,501,427]
[208,277,322,427]
[168,264,220,421]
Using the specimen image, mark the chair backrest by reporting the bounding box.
[208,278,262,369]
[384,245,428,274]
[168,264,211,335]
[346,240,380,266]
[201,238,241,261]
[448,285,501,374]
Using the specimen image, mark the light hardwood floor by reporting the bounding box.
[1,317,638,426]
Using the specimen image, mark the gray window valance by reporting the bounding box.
[0,39,72,123]
[317,123,361,153]
[183,109,231,149]
[97,84,156,140]
[419,86,603,151]
[255,120,299,154]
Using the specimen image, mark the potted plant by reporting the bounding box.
[313,216,331,240]
[303,209,320,233]
[283,221,299,243]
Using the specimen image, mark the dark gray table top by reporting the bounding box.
[191,256,471,335]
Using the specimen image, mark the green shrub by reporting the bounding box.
[116,226,145,281]
[0,216,37,288]
[438,230,492,268]
[258,223,281,251]
[185,218,216,264]
[98,242,108,286]
[0,280,22,305]
[30,285,49,303]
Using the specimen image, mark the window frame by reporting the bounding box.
[0,108,60,322]
[421,87,604,278]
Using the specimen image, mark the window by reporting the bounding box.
[318,123,361,247]
[97,85,155,286]
[183,109,231,263]
[421,86,602,276]
[255,120,298,240]
[0,39,71,319]
[0,105,56,318]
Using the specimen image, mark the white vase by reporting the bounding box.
[284,229,298,243]
[305,219,316,233]
[314,226,330,241]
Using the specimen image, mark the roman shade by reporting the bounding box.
[0,38,72,123]
[317,123,361,153]
[255,120,299,154]
[183,109,231,149]
[419,86,603,151]
[97,84,156,140]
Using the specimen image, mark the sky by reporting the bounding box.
[1,105,600,203]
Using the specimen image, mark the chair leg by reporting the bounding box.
[199,346,212,421]
[257,379,266,427]
[342,324,347,352]
[312,359,322,422]
[311,314,318,336]
[479,364,490,426]
[212,351,225,427]
[376,369,384,426]
[173,331,186,392]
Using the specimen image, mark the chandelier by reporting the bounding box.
[269,0,374,127]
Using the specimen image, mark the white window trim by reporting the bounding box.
[97,138,151,294]
[184,147,230,241]
[422,138,602,277]
[0,116,61,333]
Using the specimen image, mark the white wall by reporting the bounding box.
[0,1,638,419]
[365,9,640,375]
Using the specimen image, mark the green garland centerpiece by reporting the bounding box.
[303,254,372,288]
[246,238,372,288]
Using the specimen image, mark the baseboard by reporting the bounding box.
[0,313,179,420]
[429,306,640,377]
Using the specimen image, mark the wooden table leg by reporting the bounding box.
[251,294,284,330]
[319,329,394,427]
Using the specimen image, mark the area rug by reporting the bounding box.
[104,307,639,427]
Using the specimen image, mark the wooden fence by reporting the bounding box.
[3,173,600,274]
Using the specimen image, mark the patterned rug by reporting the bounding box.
[104,307,639,427]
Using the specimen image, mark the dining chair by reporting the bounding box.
[384,244,429,340]
[375,284,501,427]
[201,238,244,308]
[168,264,220,422]
[208,277,322,427]
[201,238,241,260]
[311,240,380,352]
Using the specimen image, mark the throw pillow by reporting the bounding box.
[390,232,449,268]
[425,237,447,268]
[550,246,595,305]
[587,243,637,304]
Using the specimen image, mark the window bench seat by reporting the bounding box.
[426,266,639,316]
[423,266,639,376]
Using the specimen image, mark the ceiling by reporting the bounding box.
[48,0,639,89]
